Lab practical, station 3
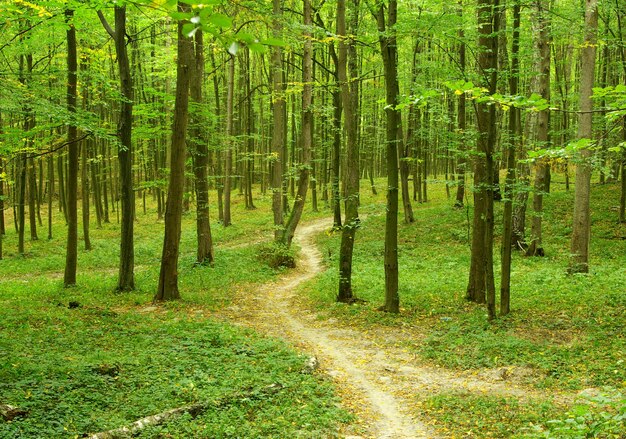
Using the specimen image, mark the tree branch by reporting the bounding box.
[97,10,116,40]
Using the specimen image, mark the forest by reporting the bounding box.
[0,0,625,437]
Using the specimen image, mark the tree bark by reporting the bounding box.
[376,0,400,313]
[64,9,79,287]
[500,0,521,316]
[271,0,285,241]
[189,28,214,264]
[99,6,135,290]
[337,0,360,302]
[223,53,235,227]
[570,0,598,274]
[467,0,499,319]
[281,0,313,247]
[155,3,193,301]
[526,0,551,257]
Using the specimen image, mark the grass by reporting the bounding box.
[304,174,626,435]
[0,190,350,438]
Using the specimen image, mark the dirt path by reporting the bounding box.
[223,218,571,438]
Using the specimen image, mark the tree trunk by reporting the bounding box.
[28,156,38,241]
[570,0,598,274]
[64,9,79,287]
[467,0,499,318]
[271,0,285,241]
[155,3,192,301]
[281,0,313,247]
[500,0,521,317]
[223,54,234,227]
[526,0,551,257]
[189,28,214,264]
[99,6,135,290]
[376,0,400,313]
[455,5,467,208]
[337,0,360,302]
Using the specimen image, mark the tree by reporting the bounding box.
[376,0,401,313]
[271,0,285,242]
[63,8,79,287]
[98,6,135,291]
[500,0,521,316]
[189,27,214,265]
[467,0,499,320]
[570,0,599,274]
[337,0,360,303]
[526,0,551,258]
[281,0,313,247]
[154,3,193,302]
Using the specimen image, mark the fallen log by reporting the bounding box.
[87,382,284,438]
[0,404,28,421]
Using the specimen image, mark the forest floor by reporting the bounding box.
[219,217,578,439]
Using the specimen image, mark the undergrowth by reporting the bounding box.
[0,193,349,437]
[305,176,626,436]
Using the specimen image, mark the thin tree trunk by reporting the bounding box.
[99,6,135,290]
[337,0,360,302]
[281,0,313,247]
[64,9,79,286]
[526,0,551,257]
[223,54,234,227]
[271,0,285,241]
[500,0,521,317]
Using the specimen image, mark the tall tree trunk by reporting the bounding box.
[376,0,400,313]
[189,28,214,264]
[64,9,79,287]
[155,3,192,301]
[331,88,343,228]
[223,54,234,227]
[467,0,499,319]
[570,0,598,274]
[500,0,521,317]
[82,141,92,251]
[337,0,360,302]
[99,6,135,290]
[526,0,551,257]
[455,3,467,208]
[271,0,285,241]
[616,2,626,222]
[281,0,313,247]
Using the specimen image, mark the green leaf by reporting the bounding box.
[207,13,232,28]
[261,37,286,47]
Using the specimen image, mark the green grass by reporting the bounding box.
[304,175,626,436]
[420,392,561,438]
[0,191,350,438]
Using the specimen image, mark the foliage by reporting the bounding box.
[0,197,349,437]
[257,241,296,269]
[420,392,560,438]
[304,178,626,431]
[536,388,626,439]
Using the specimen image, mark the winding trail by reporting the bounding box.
[222,218,572,438]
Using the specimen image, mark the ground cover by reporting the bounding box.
[307,178,626,437]
[0,194,349,438]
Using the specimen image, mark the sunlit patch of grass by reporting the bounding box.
[419,392,561,438]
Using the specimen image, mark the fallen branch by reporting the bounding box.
[87,383,284,438]
[87,404,206,439]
